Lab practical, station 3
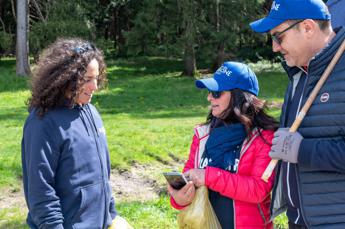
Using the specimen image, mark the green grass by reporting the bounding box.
[0,58,29,189]
[0,195,178,229]
[0,207,28,229]
[0,57,288,228]
[117,195,178,229]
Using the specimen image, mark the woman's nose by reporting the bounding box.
[89,79,98,91]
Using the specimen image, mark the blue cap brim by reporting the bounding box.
[250,17,285,33]
[195,78,219,91]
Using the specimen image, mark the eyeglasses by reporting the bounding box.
[271,20,303,45]
[208,91,223,99]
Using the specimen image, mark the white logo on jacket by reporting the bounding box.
[320,93,329,103]
[226,159,239,172]
[199,157,239,172]
[200,158,212,169]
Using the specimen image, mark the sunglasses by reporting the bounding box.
[271,20,303,45]
[208,91,223,99]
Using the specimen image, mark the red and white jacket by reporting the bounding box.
[171,124,275,229]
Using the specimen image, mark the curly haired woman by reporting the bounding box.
[21,38,131,229]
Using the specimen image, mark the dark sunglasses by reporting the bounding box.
[208,91,223,99]
[271,20,304,45]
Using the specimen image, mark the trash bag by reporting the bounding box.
[177,186,222,229]
[108,215,133,229]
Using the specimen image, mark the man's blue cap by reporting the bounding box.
[250,0,331,33]
[195,62,259,96]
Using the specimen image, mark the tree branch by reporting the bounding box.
[45,0,52,21]
[0,17,6,33]
[11,0,16,21]
[31,0,46,23]
[29,14,40,21]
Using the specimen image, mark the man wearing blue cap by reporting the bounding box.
[250,0,345,228]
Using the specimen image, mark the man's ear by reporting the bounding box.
[301,19,317,38]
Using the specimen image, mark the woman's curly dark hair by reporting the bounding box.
[27,38,107,117]
[206,89,278,136]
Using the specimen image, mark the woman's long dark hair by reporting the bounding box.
[27,38,107,117]
[205,89,278,137]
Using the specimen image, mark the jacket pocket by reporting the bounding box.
[72,182,105,229]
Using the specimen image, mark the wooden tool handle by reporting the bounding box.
[261,38,345,182]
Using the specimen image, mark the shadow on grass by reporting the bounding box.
[0,59,29,93]
[0,57,287,121]
[0,58,16,67]
[0,221,28,229]
[92,73,209,119]
[0,156,23,187]
[0,57,204,121]
[106,56,184,77]
[0,107,28,123]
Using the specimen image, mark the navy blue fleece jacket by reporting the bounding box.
[21,104,117,229]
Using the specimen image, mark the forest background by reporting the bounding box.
[0,0,320,228]
[1,0,282,75]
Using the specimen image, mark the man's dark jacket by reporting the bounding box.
[271,27,345,229]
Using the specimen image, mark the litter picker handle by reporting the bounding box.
[261,38,345,182]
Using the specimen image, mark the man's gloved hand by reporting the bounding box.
[269,128,303,163]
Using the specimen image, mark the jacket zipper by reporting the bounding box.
[233,130,259,229]
[295,165,309,228]
[233,137,246,229]
[296,72,309,227]
[257,203,268,228]
[291,71,309,227]
[83,105,108,228]
[233,200,236,229]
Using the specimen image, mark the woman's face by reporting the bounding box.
[75,58,99,105]
[207,91,231,118]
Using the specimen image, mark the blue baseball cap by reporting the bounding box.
[250,0,331,33]
[195,62,259,96]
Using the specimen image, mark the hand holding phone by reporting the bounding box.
[166,173,195,206]
[163,171,188,190]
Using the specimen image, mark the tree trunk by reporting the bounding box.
[211,0,226,72]
[182,43,196,76]
[11,0,16,21]
[0,0,6,32]
[181,0,196,77]
[212,42,227,72]
[16,0,31,76]
[111,7,117,50]
[117,6,127,57]
[216,0,220,32]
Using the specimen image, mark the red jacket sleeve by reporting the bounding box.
[205,133,274,203]
[170,134,199,209]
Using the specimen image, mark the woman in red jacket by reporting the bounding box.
[168,62,277,229]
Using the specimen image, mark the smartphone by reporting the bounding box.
[163,171,188,190]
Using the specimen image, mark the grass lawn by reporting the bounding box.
[0,57,288,228]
